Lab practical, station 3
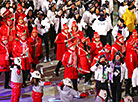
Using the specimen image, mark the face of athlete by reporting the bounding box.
[72,26,77,32]
[21,35,26,41]
[32,32,37,38]
[19,19,24,24]
[2,40,8,45]
[118,20,123,26]
[105,48,109,53]
[64,29,69,33]
[95,38,100,42]
[18,9,22,13]
[100,57,105,63]
[119,37,124,44]
[7,20,13,26]
[115,55,121,61]
[133,42,137,47]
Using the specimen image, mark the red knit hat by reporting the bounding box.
[32,27,38,33]
[132,29,137,37]
[117,33,124,40]
[17,4,23,11]
[94,32,100,39]
[71,21,78,28]
[63,24,69,30]
[104,44,111,51]
[1,36,8,41]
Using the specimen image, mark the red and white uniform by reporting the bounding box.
[16,16,29,38]
[0,20,16,46]
[28,27,42,64]
[125,40,138,78]
[0,37,11,72]
[111,33,126,60]
[15,4,26,25]
[12,33,32,70]
[55,24,69,61]
[90,32,103,61]
[62,48,78,79]
[32,81,51,102]
[11,65,23,102]
[91,44,111,67]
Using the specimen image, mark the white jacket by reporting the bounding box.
[109,61,126,83]
[41,17,51,34]
[132,68,138,87]
[91,64,109,83]
[112,24,129,42]
[92,17,112,36]
[10,66,23,83]
[68,18,87,31]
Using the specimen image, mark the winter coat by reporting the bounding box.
[125,46,138,78]
[28,36,42,64]
[122,8,137,32]
[55,30,68,61]
[12,40,32,70]
[62,49,78,79]
[0,42,10,72]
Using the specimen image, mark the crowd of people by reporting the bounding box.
[0,0,138,102]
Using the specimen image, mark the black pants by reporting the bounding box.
[22,69,30,85]
[32,64,36,70]
[126,78,133,95]
[78,72,92,83]
[43,33,49,60]
[110,77,122,102]
[0,71,10,87]
[55,61,62,73]
[107,30,112,46]
[71,79,78,91]
[100,35,107,47]
[96,80,110,102]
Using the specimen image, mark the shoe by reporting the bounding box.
[22,83,27,88]
[48,58,51,62]
[54,71,59,76]
[77,79,80,83]
[43,56,47,63]
[5,85,12,89]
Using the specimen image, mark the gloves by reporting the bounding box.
[80,93,89,98]
[58,81,64,87]
[30,68,34,73]
[17,69,21,75]
[44,82,51,86]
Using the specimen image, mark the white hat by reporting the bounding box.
[14,57,21,66]
[31,71,41,79]
[63,78,73,87]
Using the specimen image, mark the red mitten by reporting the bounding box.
[58,81,64,87]
[17,69,21,75]
[44,82,51,86]
[30,68,34,73]
[80,93,89,97]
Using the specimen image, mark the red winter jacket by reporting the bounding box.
[55,30,68,61]
[12,40,32,70]
[28,36,42,64]
[0,42,10,72]
[125,46,138,78]
[0,24,16,46]
[90,41,103,61]
[62,49,78,79]
[111,40,126,60]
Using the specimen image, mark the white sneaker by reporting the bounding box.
[43,56,47,63]
[48,58,51,62]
